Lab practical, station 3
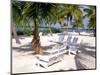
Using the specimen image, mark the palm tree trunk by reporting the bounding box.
[78,31,80,35]
[77,26,80,35]
[32,20,41,54]
[78,28,80,35]
[66,21,68,34]
[48,23,53,36]
[12,22,21,44]
[94,29,96,37]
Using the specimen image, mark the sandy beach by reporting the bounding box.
[12,32,96,74]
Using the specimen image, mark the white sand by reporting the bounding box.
[12,32,96,73]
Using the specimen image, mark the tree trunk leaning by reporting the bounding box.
[12,22,21,44]
[32,22,41,54]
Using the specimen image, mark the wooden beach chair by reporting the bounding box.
[65,35,72,48]
[51,34,73,50]
[49,34,65,49]
[68,37,78,55]
[34,46,67,68]
[49,34,65,43]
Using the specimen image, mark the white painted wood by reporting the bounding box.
[34,46,67,68]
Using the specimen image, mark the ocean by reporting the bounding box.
[16,26,95,33]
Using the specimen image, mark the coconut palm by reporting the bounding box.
[12,1,84,54]
[84,6,96,36]
[12,1,34,44]
[59,5,83,34]
[21,2,57,54]
[12,1,22,44]
[45,4,65,35]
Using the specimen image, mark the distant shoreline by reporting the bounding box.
[16,26,95,34]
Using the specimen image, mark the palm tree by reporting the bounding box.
[12,1,84,54]
[45,4,65,35]
[12,1,22,44]
[21,2,57,54]
[12,1,34,44]
[59,5,83,35]
[84,6,96,36]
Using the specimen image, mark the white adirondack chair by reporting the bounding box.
[51,34,65,49]
[68,37,78,55]
[65,35,72,48]
[58,34,65,42]
[34,46,66,68]
[50,34,65,43]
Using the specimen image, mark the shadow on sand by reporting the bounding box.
[12,42,55,55]
[68,33,95,37]
[74,43,96,70]
[12,38,96,70]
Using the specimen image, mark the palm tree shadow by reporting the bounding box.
[69,33,94,37]
[12,42,56,55]
[74,42,96,70]
[12,42,33,54]
[77,43,96,58]
[75,55,88,70]
[79,33,95,37]
[41,44,55,51]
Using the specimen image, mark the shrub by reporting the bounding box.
[17,31,24,35]
[45,27,61,33]
[23,30,33,36]
[17,30,32,36]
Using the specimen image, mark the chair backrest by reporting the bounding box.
[66,35,72,44]
[71,37,78,45]
[59,34,65,42]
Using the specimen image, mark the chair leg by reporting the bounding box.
[36,63,39,67]
[68,49,71,55]
[68,48,78,55]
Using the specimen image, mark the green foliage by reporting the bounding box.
[44,27,61,33]
[16,29,32,36]
[12,1,86,36]
[83,6,96,29]
[16,31,24,35]
[23,30,33,36]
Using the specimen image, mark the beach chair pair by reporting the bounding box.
[34,34,78,68]
[51,34,79,55]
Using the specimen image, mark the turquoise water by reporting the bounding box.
[67,28,95,33]
[16,26,95,33]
